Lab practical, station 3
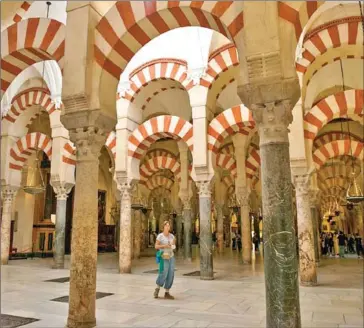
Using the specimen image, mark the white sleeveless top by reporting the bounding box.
[157,233,175,258]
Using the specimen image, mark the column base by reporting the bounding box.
[52,263,65,269]
[1,258,9,265]
[200,275,214,281]
[242,260,252,265]
[67,318,96,328]
[300,280,317,287]
[119,268,131,274]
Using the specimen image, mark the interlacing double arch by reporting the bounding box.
[1,18,65,97]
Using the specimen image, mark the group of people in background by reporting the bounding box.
[321,231,363,258]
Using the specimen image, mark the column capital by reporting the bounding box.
[251,99,293,145]
[236,185,250,207]
[70,126,108,162]
[50,175,74,200]
[293,174,310,197]
[308,188,320,207]
[196,180,212,197]
[1,186,18,204]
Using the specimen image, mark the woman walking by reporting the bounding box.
[154,221,176,299]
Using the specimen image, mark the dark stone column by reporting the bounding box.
[183,203,192,261]
[309,191,320,266]
[196,181,213,280]
[176,213,183,251]
[252,100,301,328]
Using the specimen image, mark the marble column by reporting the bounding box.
[309,193,320,266]
[53,194,67,269]
[295,175,317,286]
[182,201,192,261]
[237,187,252,264]
[118,182,133,273]
[1,186,18,265]
[252,100,301,328]
[133,210,141,259]
[176,213,183,251]
[67,128,107,328]
[215,203,224,253]
[196,181,213,280]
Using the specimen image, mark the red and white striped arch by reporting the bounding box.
[62,141,76,167]
[200,44,239,88]
[246,148,261,182]
[220,142,235,155]
[1,18,65,97]
[141,86,185,110]
[312,139,363,169]
[120,59,190,102]
[208,105,255,153]
[304,89,364,141]
[313,131,363,152]
[95,1,244,81]
[222,175,234,188]
[278,1,324,41]
[3,88,57,124]
[140,156,181,182]
[296,16,363,77]
[146,175,174,191]
[128,115,193,160]
[9,132,52,171]
[216,153,237,177]
[105,131,116,159]
[13,1,32,23]
[145,148,178,160]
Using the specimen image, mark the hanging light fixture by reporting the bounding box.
[338,59,364,203]
[22,2,52,195]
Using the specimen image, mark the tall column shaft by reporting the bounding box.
[310,206,320,265]
[118,183,132,273]
[133,210,141,259]
[53,197,67,269]
[176,214,183,250]
[67,128,106,328]
[295,176,317,286]
[252,100,301,328]
[216,204,224,253]
[1,187,17,265]
[197,181,213,280]
[241,203,252,264]
[183,207,192,260]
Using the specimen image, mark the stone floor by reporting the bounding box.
[1,249,363,328]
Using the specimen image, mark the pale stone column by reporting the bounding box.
[237,187,252,264]
[294,175,317,286]
[118,181,133,273]
[1,186,18,265]
[215,203,224,253]
[252,100,301,328]
[309,189,320,265]
[196,181,213,280]
[133,210,141,259]
[181,196,192,261]
[52,179,73,269]
[66,128,107,328]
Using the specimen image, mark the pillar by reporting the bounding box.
[181,197,192,261]
[118,181,133,273]
[309,190,320,265]
[237,187,252,264]
[176,213,183,251]
[66,128,107,328]
[53,193,68,269]
[294,175,317,286]
[252,100,301,328]
[196,181,213,280]
[215,203,224,253]
[133,209,141,259]
[1,186,18,265]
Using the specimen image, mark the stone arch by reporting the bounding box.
[303,89,364,141]
[208,104,255,153]
[2,87,60,127]
[215,153,237,176]
[9,132,52,172]
[95,1,244,113]
[313,131,363,152]
[1,18,65,97]
[296,16,363,78]
[12,1,32,23]
[140,156,181,182]
[62,141,76,167]
[146,175,174,191]
[246,148,261,182]
[312,139,363,169]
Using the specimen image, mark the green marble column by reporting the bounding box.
[252,100,301,328]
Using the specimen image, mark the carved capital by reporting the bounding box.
[196,180,212,198]
[1,186,18,204]
[70,127,107,162]
[235,185,250,207]
[116,174,134,203]
[180,194,192,210]
[50,175,73,200]
[251,99,293,145]
[308,188,320,207]
[293,174,310,197]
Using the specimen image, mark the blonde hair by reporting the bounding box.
[163,220,170,227]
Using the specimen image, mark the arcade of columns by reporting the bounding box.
[1,2,363,328]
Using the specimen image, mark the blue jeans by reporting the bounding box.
[156,256,175,290]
